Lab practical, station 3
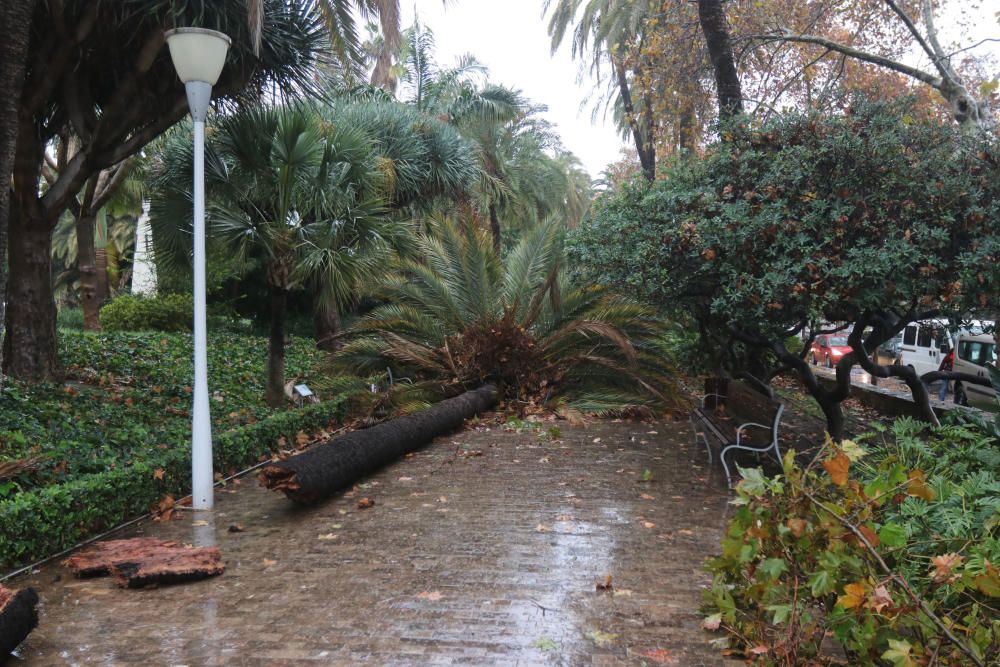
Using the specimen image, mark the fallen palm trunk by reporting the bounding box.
[0,585,38,657]
[260,385,497,504]
[63,538,224,588]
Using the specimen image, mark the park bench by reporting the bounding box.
[689,378,786,488]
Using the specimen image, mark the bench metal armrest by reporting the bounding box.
[735,422,770,447]
[700,393,725,409]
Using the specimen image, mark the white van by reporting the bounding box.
[953,331,997,409]
[898,321,951,378]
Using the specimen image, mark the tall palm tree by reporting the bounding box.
[545,0,660,180]
[392,22,591,251]
[151,104,403,406]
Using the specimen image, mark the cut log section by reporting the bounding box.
[0,585,39,657]
[111,547,224,589]
[63,538,224,588]
[260,384,498,504]
[63,538,177,577]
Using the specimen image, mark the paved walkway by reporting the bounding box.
[13,419,733,666]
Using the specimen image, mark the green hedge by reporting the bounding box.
[0,398,345,570]
[100,294,194,332]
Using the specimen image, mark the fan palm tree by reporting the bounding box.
[151,104,404,406]
[329,216,683,415]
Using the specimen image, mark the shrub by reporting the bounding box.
[100,294,194,332]
[705,426,999,665]
[0,398,345,569]
[56,308,84,330]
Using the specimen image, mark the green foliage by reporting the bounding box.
[0,399,344,569]
[326,216,684,415]
[706,424,999,665]
[99,294,194,332]
[0,331,339,569]
[570,97,1000,346]
[56,308,85,331]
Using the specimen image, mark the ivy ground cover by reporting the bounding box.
[0,331,342,570]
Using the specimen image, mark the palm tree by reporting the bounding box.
[545,0,660,180]
[329,216,683,415]
[392,21,592,251]
[151,104,403,406]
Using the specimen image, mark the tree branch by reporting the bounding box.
[749,31,942,90]
[803,490,985,667]
[883,0,951,83]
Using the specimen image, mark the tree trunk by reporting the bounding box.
[3,203,60,382]
[260,385,498,504]
[314,299,342,352]
[0,585,39,656]
[678,104,696,152]
[488,204,502,256]
[266,284,288,408]
[94,209,109,304]
[612,57,655,181]
[77,211,101,330]
[697,0,744,120]
[0,0,38,360]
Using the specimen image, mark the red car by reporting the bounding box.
[811,335,852,368]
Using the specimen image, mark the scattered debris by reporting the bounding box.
[596,574,613,591]
[63,538,224,588]
[227,524,245,533]
[63,538,177,577]
[111,547,224,589]
[0,585,39,657]
[357,497,375,509]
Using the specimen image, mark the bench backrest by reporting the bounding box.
[724,380,783,435]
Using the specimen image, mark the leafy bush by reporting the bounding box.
[0,330,336,569]
[100,294,194,332]
[56,308,84,331]
[569,97,1000,438]
[0,399,345,568]
[705,425,999,665]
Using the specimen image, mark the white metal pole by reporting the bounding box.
[186,81,214,510]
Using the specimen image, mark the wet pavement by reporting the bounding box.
[12,419,735,666]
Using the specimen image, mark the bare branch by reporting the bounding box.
[749,32,942,90]
[883,0,951,82]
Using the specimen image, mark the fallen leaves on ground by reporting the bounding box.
[631,648,675,664]
[227,524,245,533]
[586,630,618,647]
[262,558,277,567]
[596,574,613,591]
[416,591,443,601]
[640,493,655,500]
[357,497,375,509]
[536,523,552,533]
[532,638,558,651]
[317,533,338,541]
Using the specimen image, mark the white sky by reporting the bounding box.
[401,1,1000,180]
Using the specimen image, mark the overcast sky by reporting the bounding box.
[401,1,1000,180]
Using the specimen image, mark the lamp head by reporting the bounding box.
[164,27,232,86]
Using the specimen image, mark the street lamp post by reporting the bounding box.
[164,27,231,510]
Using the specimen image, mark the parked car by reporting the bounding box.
[876,335,903,365]
[810,335,852,367]
[952,331,997,409]
[898,320,951,378]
